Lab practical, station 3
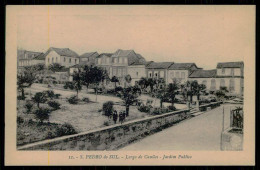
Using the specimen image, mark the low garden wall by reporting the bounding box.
[18,101,223,151]
[221,127,243,151]
[18,109,190,150]
[198,101,222,112]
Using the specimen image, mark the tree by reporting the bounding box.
[86,66,108,102]
[32,92,48,108]
[125,74,132,87]
[48,63,65,72]
[166,82,180,107]
[147,78,156,93]
[215,86,229,101]
[138,77,149,90]
[111,76,119,88]
[117,86,140,117]
[195,84,207,101]
[81,65,91,92]
[72,69,83,99]
[17,68,36,100]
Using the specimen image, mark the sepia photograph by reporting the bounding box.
[5,5,255,165]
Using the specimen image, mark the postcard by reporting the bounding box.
[5,5,255,165]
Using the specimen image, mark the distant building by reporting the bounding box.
[96,53,114,77]
[109,49,146,87]
[167,63,200,84]
[79,52,99,66]
[17,49,45,67]
[189,61,244,96]
[145,62,174,84]
[44,47,79,68]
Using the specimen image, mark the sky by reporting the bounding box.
[17,5,255,69]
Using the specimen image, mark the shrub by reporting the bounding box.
[115,86,123,92]
[44,90,55,99]
[48,100,61,110]
[34,107,51,123]
[17,116,24,124]
[167,105,176,111]
[54,94,61,99]
[24,100,34,114]
[32,92,48,108]
[82,97,90,103]
[56,123,77,137]
[67,95,79,104]
[102,101,114,117]
[63,85,68,89]
[53,80,57,85]
[138,105,151,113]
[103,120,110,126]
[17,95,26,100]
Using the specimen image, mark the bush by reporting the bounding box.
[67,95,79,104]
[24,100,34,114]
[167,105,176,111]
[102,101,114,117]
[34,108,51,123]
[56,123,77,137]
[63,85,68,89]
[17,116,24,124]
[151,107,171,115]
[48,100,61,110]
[17,95,26,100]
[103,120,110,126]
[53,80,57,85]
[44,90,55,99]
[54,94,61,99]
[138,105,151,113]
[115,86,123,92]
[82,97,90,103]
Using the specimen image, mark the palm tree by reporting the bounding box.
[166,82,180,107]
[111,76,119,88]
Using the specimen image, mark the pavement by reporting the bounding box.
[120,104,237,150]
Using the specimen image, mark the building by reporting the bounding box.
[189,61,244,96]
[127,60,147,86]
[145,62,174,84]
[188,69,218,91]
[109,49,146,87]
[44,47,79,68]
[167,63,200,84]
[96,53,114,77]
[216,61,244,95]
[18,50,45,67]
[79,52,99,66]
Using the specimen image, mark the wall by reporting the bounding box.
[167,70,189,84]
[18,109,191,150]
[221,127,243,151]
[128,65,146,86]
[45,51,61,67]
[217,68,241,76]
[45,51,80,68]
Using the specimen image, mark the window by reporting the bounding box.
[155,73,158,78]
[220,79,225,87]
[118,68,122,76]
[231,68,234,76]
[149,72,152,78]
[229,79,235,91]
[176,72,180,78]
[69,58,71,63]
[64,57,66,62]
[222,68,225,74]
[98,58,101,64]
[106,58,110,64]
[181,72,185,79]
[136,72,138,77]
[113,68,117,76]
[75,59,77,64]
[210,79,216,91]
[202,80,207,86]
[56,57,58,62]
[48,58,50,63]
[52,58,54,63]
[119,57,122,63]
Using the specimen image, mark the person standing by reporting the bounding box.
[119,111,123,124]
[113,110,118,124]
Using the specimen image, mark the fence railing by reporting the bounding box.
[230,107,243,129]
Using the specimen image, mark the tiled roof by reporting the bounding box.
[18,50,43,60]
[169,63,197,70]
[96,53,113,58]
[80,52,98,58]
[111,49,133,58]
[145,62,174,69]
[189,69,217,78]
[217,62,244,68]
[45,47,79,58]
[33,53,45,60]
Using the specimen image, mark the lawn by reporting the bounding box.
[17,83,187,146]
